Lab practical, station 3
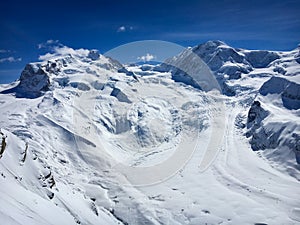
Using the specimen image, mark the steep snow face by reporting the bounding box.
[192,40,249,71]
[259,76,300,110]
[160,40,252,96]
[240,46,300,172]
[190,40,280,73]
[246,76,300,173]
[0,43,300,225]
[161,40,300,172]
[161,47,221,92]
[166,41,297,97]
[191,40,253,82]
[244,50,280,68]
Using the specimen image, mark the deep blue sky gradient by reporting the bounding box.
[0,0,299,83]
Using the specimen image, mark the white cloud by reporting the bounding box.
[0,57,22,63]
[38,39,61,49]
[38,53,55,61]
[54,46,89,56]
[38,46,90,61]
[117,26,126,32]
[137,53,156,62]
[38,40,91,61]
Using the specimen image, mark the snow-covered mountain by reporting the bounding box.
[0,42,299,225]
[159,40,300,172]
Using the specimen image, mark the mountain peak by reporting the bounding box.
[203,40,227,47]
[193,40,228,52]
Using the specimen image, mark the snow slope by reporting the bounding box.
[0,43,299,225]
[162,40,300,174]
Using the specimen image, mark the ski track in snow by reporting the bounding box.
[212,103,300,224]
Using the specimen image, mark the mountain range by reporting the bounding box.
[0,40,299,225]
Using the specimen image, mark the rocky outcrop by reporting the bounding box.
[88,50,100,60]
[246,76,300,165]
[110,88,131,103]
[246,100,282,151]
[17,63,50,97]
[260,77,300,110]
[247,101,269,124]
[244,50,280,68]
[218,63,249,79]
[246,101,270,151]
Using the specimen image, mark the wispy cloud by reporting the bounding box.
[0,56,22,63]
[117,25,134,32]
[0,49,12,53]
[137,53,156,62]
[38,39,63,49]
[0,49,21,63]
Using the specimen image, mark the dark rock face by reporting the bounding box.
[91,81,105,90]
[88,50,100,60]
[273,66,286,75]
[244,50,280,68]
[247,101,261,123]
[110,88,131,103]
[246,101,271,151]
[117,67,135,76]
[69,82,90,91]
[247,101,269,125]
[249,126,285,151]
[170,67,202,90]
[17,63,50,97]
[220,81,236,96]
[45,61,61,75]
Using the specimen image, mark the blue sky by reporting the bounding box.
[0,0,299,83]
